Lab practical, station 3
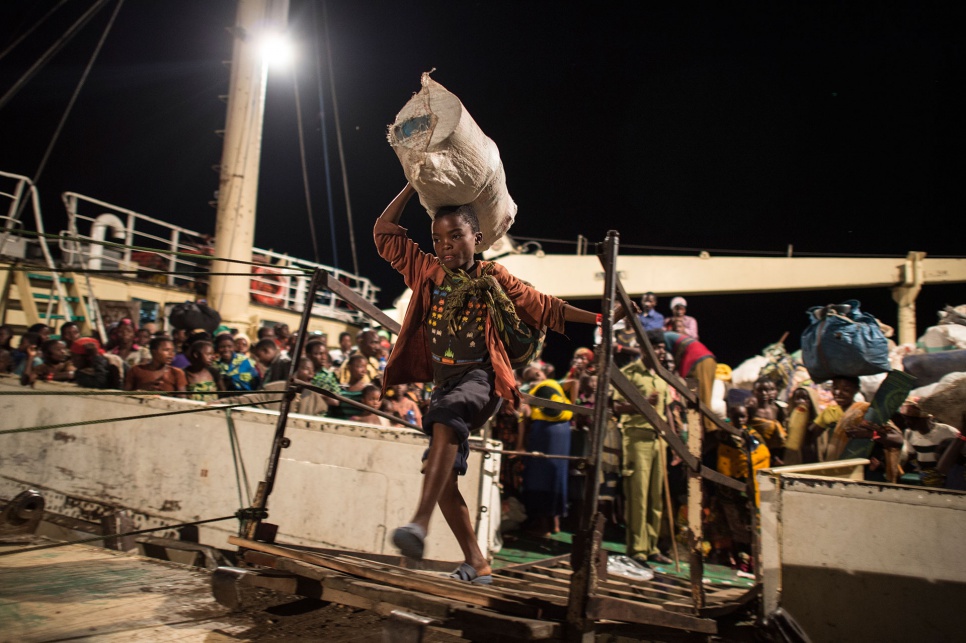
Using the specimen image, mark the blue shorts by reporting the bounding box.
[422,368,501,475]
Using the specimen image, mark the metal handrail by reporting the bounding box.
[59,190,380,322]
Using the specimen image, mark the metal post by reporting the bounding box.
[684,378,706,611]
[566,230,619,640]
[240,267,324,540]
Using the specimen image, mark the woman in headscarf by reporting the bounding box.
[233,331,252,356]
[521,378,574,537]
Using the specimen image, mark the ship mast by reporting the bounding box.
[208,0,290,327]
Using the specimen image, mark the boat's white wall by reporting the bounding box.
[758,470,966,641]
[0,376,501,563]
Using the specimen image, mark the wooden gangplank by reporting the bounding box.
[228,536,757,640]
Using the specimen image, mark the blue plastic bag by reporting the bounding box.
[801,299,891,383]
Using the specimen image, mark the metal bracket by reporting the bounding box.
[211,565,299,611]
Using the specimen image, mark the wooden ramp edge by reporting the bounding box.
[229,536,723,636]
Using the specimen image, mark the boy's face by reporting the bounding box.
[45,341,67,363]
[307,343,328,369]
[431,213,481,272]
[728,405,749,428]
[832,378,859,408]
[641,294,657,312]
[61,325,80,344]
[754,380,777,403]
[339,334,353,351]
[117,324,135,344]
[255,346,277,365]
[152,340,175,365]
[295,360,314,381]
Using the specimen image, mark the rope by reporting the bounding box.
[0,265,300,277]
[0,399,284,436]
[0,389,287,396]
[0,514,236,557]
[224,408,253,509]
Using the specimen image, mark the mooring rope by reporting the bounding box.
[0,514,237,557]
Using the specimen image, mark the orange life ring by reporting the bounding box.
[250,266,286,306]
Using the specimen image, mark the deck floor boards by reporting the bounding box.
[0,539,253,642]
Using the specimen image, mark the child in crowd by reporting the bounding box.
[184,340,222,401]
[387,382,423,427]
[12,332,44,376]
[109,318,150,371]
[329,331,354,367]
[71,337,121,389]
[21,339,75,386]
[214,333,260,393]
[233,332,252,356]
[27,323,52,343]
[170,329,191,368]
[710,403,771,568]
[784,386,824,464]
[748,376,787,466]
[899,401,960,487]
[350,384,389,426]
[343,353,371,392]
[136,326,153,348]
[304,338,342,412]
[252,338,292,384]
[375,183,628,584]
[59,321,81,350]
[124,336,186,392]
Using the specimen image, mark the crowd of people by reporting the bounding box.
[2,287,962,578]
[0,317,428,428]
[491,291,965,574]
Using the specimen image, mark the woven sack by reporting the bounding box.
[387,72,516,251]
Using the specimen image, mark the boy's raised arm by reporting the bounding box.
[378,183,417,225]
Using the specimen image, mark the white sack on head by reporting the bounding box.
[387,71,516,251]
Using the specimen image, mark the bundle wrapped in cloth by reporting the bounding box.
[387,71,515,252]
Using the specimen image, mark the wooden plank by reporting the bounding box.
[229,536,567,621]
[588,595,717,634]
[526,564,692,603]
[247,551,559,640]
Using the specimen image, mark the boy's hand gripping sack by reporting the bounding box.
[800,299,891,383]
[388,71,516,252]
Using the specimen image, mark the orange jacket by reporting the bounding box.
[374,218,568,404]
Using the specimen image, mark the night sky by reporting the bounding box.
[1,0,963,372]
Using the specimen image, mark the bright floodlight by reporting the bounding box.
[260,31,293,69]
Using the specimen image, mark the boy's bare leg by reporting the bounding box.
[410,423,460,530]
[438,471,491,576]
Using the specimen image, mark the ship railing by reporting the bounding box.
[0,171,76,326]
[59,191,379,323]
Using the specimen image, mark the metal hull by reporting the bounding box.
[0,376,502,562]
